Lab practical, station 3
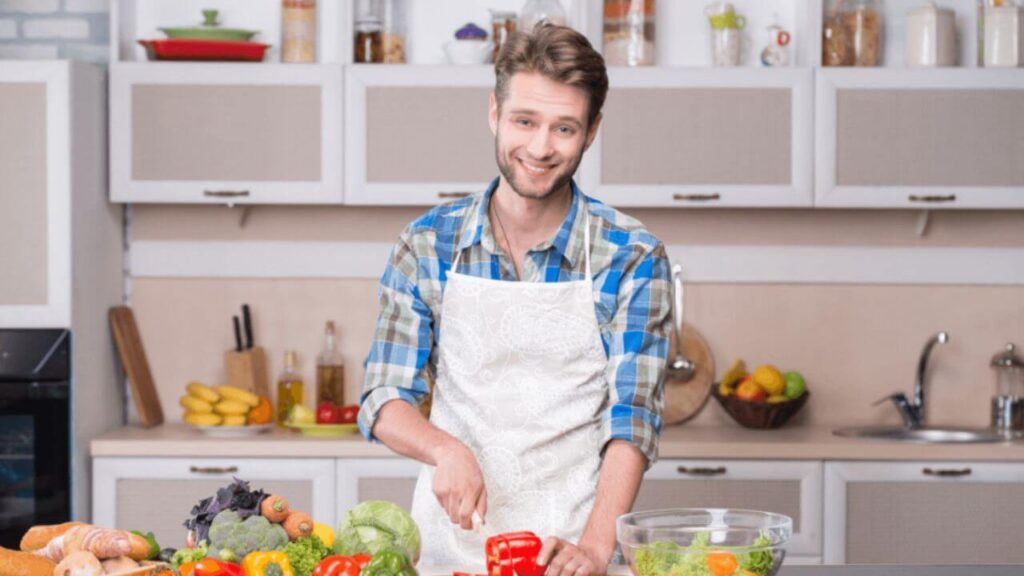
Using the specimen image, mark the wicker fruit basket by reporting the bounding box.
[712,386,809,429]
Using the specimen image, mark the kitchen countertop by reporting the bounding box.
[90,423,1024,461]
[419,565,1019,576]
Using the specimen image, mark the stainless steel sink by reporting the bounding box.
[833,425,1022,443]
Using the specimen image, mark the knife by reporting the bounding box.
[471,511,491,538]
[233,315,243,352]
[241,304,254,350]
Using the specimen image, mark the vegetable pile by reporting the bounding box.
[632,532,777,576]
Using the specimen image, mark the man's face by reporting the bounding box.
[489,72,601,201]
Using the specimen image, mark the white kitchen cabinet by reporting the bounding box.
[815,69,1024,209]
[636,459,822,562]
[577,68,815,208]
[92,457,336,548]
[336,458,422,516]
[345,65,498,205]
[823,461,1024,564]
[109,63,343,204]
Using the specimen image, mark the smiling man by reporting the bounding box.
[359,24,672,576]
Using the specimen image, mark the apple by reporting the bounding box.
[734,376,766,402]
[784,371,807,399]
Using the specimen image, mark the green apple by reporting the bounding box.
[784,371,807,399]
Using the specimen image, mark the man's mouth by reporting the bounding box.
[518,158,555,176]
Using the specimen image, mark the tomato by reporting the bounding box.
[317,402,341,424]
[706,551,739,576]
[313,556,361,576]
[338,405,359,425]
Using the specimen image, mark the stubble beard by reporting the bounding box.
[494,129,585,202]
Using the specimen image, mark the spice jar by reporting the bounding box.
[520,0,567,33]
[354,15,384,63]
[282,0,317,63]
[491,10,518,62]
[380,0,406,63]
[603,0,656,66]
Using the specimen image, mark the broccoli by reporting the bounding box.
[208,509,289,562]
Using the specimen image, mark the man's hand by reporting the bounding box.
[432,439,487,530]
[536,537,606,576]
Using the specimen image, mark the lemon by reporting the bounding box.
[753,365,785,396]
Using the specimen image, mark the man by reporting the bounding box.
[359,23,671,576]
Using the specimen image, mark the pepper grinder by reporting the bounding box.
[991,343,1024,432]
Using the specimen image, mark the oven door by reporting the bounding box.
[0,379,70,548]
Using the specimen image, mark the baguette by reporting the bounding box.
[0,546,57,576]
[19,523,85,552]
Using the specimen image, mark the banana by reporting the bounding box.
[215,385,260,407]
[184,412,222,426]
[179,395,214,414]
[214,400,251,415]
[222,414,247,426]
[187,382,220,403]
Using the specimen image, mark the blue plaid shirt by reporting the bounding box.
[359,178,672,465]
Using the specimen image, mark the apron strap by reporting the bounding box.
[583,207,592,281]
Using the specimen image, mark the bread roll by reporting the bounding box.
[0,546,57,576]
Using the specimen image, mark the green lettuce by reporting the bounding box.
[632,531,775,576]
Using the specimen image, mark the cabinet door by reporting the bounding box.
[816,69,1024,208]
[578,68,814,208]
[0,62,72,328]
[637,460,822,559]
[345,66,496,205]
[824,461,1024,564]
[336,458,421,515]
[92,457,335,548]
[110,63,342,204]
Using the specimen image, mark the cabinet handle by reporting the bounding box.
[908,194,956,203]
[438,191,471,199]
[677,466,727,476]
[189,466,239,475]
[922,467,972,477]
[204,190,251,198]
[673,193,721,202]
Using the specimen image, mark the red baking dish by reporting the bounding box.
[138,39,270,62]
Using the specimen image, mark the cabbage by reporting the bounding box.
[333,500,421,562]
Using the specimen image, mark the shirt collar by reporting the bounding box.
[456,178,587,268]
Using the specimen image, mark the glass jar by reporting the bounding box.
[992,343,1024,398]
[380,0,406,63]
[705,2,745,67]
[354,16,384,63]
[520,0,567,33]
[491,10,518,62]
[281,0,317,63]
[842,0,883,66]
[603,0,656,66]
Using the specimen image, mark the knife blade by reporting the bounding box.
[233,315,243,352]
[471,511,491,538]
[241,304,254,349]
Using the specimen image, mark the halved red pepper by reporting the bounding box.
[194,558,243,576]
[486,531,544,576]
[313,555,362,576]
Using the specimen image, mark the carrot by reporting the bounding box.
[282,511,314,541]
[261,495,290,523]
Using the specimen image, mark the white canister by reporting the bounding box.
[905,2,957,67]
[983,6,1024,67]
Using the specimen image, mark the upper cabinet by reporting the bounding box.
[109,63,343,204]
[580,67,814,208]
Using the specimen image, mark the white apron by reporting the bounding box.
[410,211,608,568]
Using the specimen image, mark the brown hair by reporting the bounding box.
[494,22,608,129]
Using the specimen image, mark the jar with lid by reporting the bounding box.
[520,0,567,33]
[603,0,656,66]
[354,15,384,63]
[991,343,1024,431]
[491,10,518,63]
[282,0,317,63]
[705,2,746,67]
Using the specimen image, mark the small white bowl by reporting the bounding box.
[444,39,494,65]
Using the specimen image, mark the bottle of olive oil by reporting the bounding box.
[276,350,304,426]
[316,321,345,406]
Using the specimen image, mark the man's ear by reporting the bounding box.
[583,112,602,152]
[489,91,499,136]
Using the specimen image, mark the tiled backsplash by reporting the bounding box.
[0,0,109,62]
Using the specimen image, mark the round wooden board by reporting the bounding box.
[662,323,716,425]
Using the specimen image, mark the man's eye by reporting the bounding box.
[516,118,532,127]
[557,126,576,135]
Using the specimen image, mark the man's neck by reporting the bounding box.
[491,179,573,249]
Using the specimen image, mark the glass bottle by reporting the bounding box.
[282,0,317,63]
[520,0,567,33]
[354,16,384,63]
[491,10,518,63]
[276,350,305,426]
[603,0,656,66]
[316,321,345,406]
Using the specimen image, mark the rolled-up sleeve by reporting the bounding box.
[601,242,672,467]
[358,231,434,441]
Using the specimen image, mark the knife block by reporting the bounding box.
[224,347,271,399]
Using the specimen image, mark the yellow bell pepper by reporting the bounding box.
[242,551,294,576]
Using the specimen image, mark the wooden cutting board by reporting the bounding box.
[662,322,715,425]
[109,305,164,428]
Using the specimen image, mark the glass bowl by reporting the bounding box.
[617,508,792,576]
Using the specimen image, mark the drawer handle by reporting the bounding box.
[204,190,251,198]
[438,191,471,199]
[189,466,239,475]
[909,194,956,203]
[677,466,727,476]
[922,467,971,477]
[673,193,721,202]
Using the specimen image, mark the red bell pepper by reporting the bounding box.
[194,559,243,576]
[313,555,362,576]
[351,554,372,570]
[486,531,544,576]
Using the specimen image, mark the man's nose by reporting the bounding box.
[526,127,554,159]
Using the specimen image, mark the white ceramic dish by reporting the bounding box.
[444,40,493,65]
[192,423,273,438]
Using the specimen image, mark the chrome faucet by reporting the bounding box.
[873,331,949,428]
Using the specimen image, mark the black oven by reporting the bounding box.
[0,329,71,549]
